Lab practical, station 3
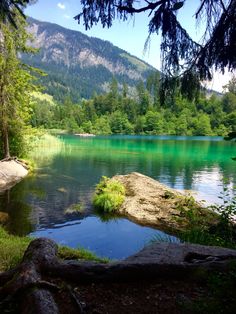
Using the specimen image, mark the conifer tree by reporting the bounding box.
[0,14,39,158]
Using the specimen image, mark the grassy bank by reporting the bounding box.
[0,226,108,272]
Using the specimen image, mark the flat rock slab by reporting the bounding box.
[114,172,204,231]
[125,242,236,265]
[0,160,28,191]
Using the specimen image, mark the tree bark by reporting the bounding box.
[2,123,10,159]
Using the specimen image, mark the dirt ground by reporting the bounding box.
[52,278,207,314]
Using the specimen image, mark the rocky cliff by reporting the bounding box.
[22,18,157,101]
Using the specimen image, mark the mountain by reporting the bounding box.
[22,18,157,102]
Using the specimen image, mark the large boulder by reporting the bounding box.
[113,172,213,232]
[0,160,28,191]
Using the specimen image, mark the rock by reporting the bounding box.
[124,242,236,265]
[113,172,212,231]
[0,160,28,191]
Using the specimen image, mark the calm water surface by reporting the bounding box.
[0,135,235,259]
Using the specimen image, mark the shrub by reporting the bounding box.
[93,176,125,213]
[179,185,236,249]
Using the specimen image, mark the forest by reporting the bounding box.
[0,2,235,159]
[30,74,236,138]
[0,2,236,313]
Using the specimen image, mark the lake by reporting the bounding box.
[0,135,235,259]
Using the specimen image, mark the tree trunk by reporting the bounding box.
[1,123,10,159]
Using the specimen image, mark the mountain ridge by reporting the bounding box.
[22,17,157,101]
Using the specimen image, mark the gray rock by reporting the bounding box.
[0,160,28,191]
[125,242,236,265]
[113,172,212,231]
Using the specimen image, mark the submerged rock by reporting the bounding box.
[0,160,28,191]
[113,172,212,232]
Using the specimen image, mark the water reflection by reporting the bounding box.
[0,135,235,258]
[30,217,176,259]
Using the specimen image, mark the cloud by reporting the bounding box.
[63,14,71,19]
[57,2,66,10]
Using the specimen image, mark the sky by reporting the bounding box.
[25,0,233,92]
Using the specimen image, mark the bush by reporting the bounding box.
[93,176,125,213]
[179,185,236,249]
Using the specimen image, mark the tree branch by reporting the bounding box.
[117,0,165,14]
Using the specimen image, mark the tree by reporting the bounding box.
[0,0,32,28]
[0,14,39,159]
[222,76,236,142]
[75,1,236,100]
[144,110,164,134]
[193,113,212,135]
[110,110,133,134]
[136,81,151,115]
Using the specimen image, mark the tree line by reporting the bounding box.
[0,1,236,159]
[31,75,236,137]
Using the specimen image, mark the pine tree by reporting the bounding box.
[0,14,39,158]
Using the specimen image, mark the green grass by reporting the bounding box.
[179,227,236,249]
[58,246,109,263]
[0,227,31,271]
[0,226,109,271]
[93,176,125,213]
[120,53,149,71]
[177,191,236,249]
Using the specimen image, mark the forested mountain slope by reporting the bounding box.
[22,18,156,101]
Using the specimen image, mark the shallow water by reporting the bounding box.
[0,135,235,259]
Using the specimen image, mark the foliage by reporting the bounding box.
[179,186,236,249]
[0,13,42,159]
[93,176,125,213]
[76,0,236,101]
[30,74,236,137]
[0,0,31,27]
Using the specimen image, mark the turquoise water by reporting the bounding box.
[0,135,235,259]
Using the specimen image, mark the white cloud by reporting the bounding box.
[57,2,66,10]
[63,14,71,19]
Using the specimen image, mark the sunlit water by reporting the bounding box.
[0,135,235,259]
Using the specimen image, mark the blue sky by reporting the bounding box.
[25,0,232,92]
